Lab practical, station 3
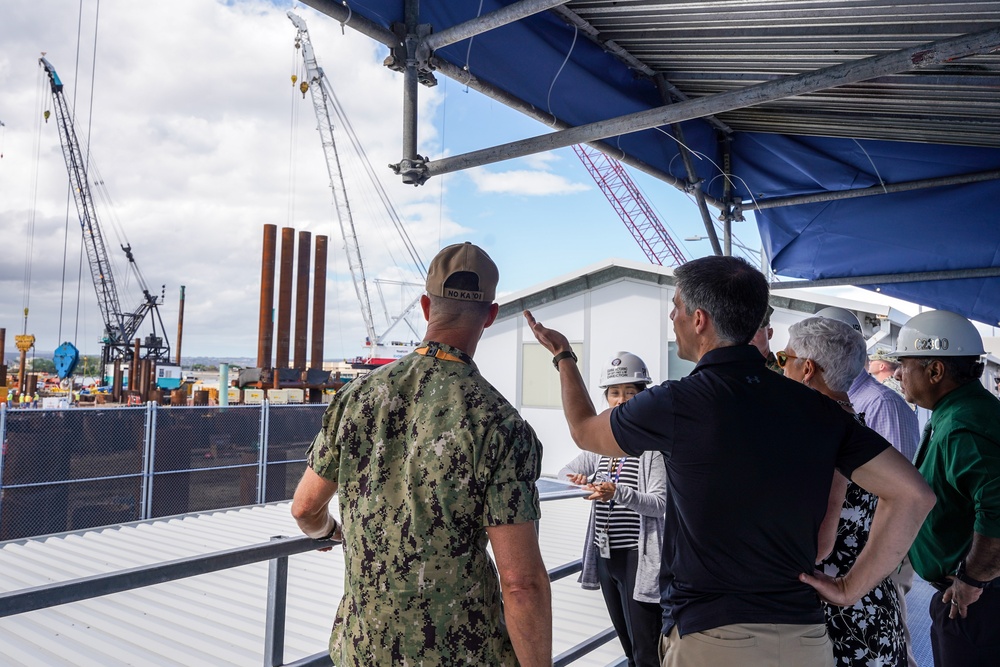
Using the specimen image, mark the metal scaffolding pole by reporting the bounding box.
[401,0,421,175]
[746,169,1000,212]
[422,0,571,53]
[771,267,1000,290]
[299,0,400,48]
[428,57,717,204]
[413,27,1000,183]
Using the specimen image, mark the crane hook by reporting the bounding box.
[291,74,298,85]
[300,81,309,98]
[44,110,51,123]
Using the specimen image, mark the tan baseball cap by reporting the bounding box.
[425,242,499,302]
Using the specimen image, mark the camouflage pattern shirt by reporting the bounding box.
[307,341,543,666]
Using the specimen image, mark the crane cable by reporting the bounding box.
[58,0,89,344]
[22,65,48,336]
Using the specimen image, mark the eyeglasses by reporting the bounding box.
[774,350,798,368]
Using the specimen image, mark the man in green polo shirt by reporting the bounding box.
[891,309,1000,666]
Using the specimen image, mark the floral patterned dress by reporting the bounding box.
[819,480,907,666]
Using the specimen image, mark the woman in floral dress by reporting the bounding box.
[779,316,907,666]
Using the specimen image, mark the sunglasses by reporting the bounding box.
[774,350,797,368]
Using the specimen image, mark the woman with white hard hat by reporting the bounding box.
[558,352,666,667]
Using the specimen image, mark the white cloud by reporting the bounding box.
[467,167,589,196]
[521,152,559,170]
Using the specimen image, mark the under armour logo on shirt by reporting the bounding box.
[746,375,760,384]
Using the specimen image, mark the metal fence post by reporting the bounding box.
[257,400,269,504]
[141,401,158,520]
[0,402,7,521]
[263,535,289,667]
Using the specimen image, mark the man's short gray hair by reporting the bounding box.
[788,316,867,393]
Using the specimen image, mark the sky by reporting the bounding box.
[0,0,922,364]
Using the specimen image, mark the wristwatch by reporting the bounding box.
[955,560,990,588]
[317,518,342,542]
[552,349,578,369]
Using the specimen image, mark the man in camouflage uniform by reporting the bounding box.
[292,242,552,666]
[870,349,906,396]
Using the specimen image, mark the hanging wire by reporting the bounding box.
[462,0,485,91]
[546,25,578,126]
[853,138,888,194]
[339,1,352,34]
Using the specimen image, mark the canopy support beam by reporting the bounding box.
[396,26,1000,184]
[771,267,1000,290]
[746,169,1000,212]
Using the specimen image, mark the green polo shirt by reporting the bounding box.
[909,380,1000,583]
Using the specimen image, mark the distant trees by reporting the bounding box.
[28,358,56,373]
[191,363,219,372]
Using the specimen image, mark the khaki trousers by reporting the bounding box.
[890,556,919,667]
[659,622,835,667]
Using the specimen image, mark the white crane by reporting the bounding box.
[288,11,425,363]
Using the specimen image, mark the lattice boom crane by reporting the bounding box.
[40,57,170,368]
[573,144,688,267]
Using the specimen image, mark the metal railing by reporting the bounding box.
[0,401,325,541]
[0,494,625,667]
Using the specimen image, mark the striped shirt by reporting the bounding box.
[593,456,641,550]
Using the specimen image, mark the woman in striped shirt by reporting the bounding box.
[558,352,667,667]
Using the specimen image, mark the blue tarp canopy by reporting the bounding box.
[302,0,1000,325]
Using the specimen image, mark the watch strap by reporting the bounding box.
[956,560,990,588]
[552,349,578,369]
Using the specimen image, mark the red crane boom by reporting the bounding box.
[573,144,688,267]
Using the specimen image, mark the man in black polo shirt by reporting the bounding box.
[524,255,935,667]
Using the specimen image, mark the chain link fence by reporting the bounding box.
[0,402,326,541]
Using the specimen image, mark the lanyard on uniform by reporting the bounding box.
[607,456,625,484]
[600,457,625,529]
[415,343,471,365]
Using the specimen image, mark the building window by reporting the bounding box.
[522,342,584,408]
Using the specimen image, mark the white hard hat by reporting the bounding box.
[889,310,985,358]
[815,306,863,333]
[599,351,652,388]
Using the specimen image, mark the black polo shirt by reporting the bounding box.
[611,345,889,636]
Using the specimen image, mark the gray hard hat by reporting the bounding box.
[815,306,862,333]
[889,310,985,358]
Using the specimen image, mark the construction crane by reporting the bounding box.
[288,11,426,363]
[572,144,688,267]
[39,57,170,370]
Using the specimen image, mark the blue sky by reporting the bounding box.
[2,0,913,363]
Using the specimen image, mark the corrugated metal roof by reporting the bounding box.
[561,1,1000,147]
[0,495,625,666]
